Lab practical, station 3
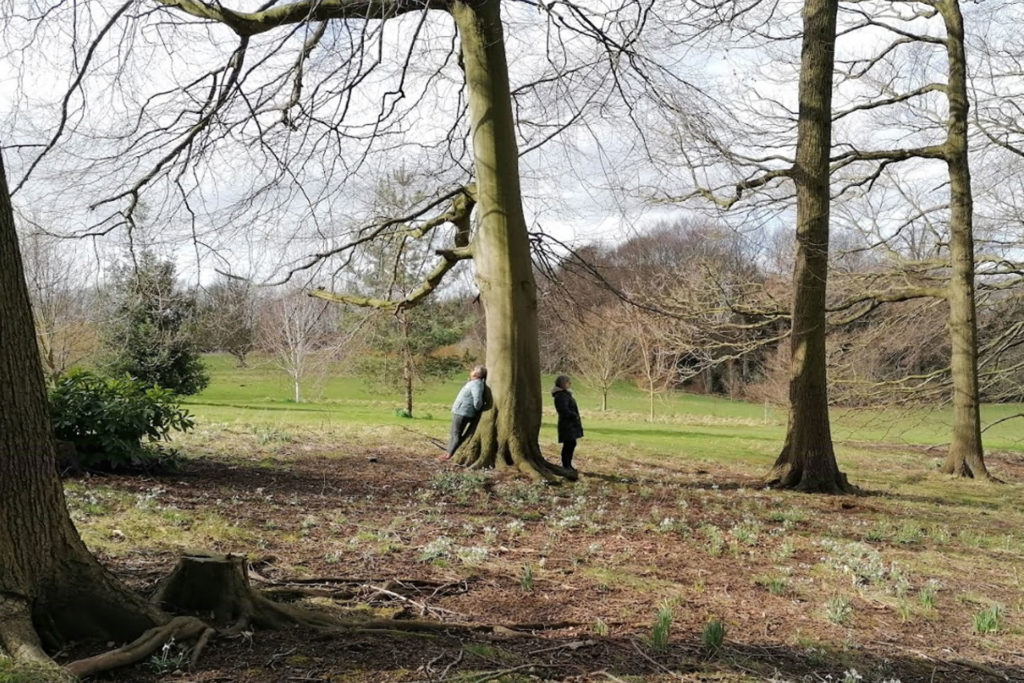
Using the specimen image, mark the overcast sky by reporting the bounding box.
[2,0,1022,288]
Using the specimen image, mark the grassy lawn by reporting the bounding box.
[54,352,1024,681]
[189,353,1024,467]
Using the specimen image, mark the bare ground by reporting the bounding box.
[63,433,1024,682]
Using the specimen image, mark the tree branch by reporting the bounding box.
[156,0,443,36]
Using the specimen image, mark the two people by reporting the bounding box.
[440,366,584,471]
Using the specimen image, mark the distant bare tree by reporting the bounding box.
[198,277,258,368]
[567,309,635,412]
[18,229,99,383]
[258,290,351,403]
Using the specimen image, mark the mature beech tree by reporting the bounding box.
[152,0,588,480]
[822,0,992,478]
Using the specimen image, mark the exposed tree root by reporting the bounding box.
[0,596,57,670]
[765,461,853,494]
[456,417,577,483]
[9,550,570,679]
[64,616,208,678]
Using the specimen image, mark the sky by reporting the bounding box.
[2,0,1023,289]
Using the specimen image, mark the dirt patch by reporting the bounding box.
[66,434,1024,682]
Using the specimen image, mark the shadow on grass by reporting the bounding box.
[588,425,780,443]
[185,400,337,414]
[89,625,1022,683]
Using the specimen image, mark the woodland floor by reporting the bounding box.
[60,426,1024,682]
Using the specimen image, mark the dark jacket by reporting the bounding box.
[552,387,584,443]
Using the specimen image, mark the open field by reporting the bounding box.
[55,354,1024,681]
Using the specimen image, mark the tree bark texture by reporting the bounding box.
[448,0,571,481]
[0,150,160,663]
[937,0,990,479]
[766,0,851,493]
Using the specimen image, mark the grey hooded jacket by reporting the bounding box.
[451,378,486,417]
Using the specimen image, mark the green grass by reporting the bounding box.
[189,354,1024,463]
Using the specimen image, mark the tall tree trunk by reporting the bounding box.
[449,0,571,480]
[937,0,990,479]
[0,150,161,665]
[765,0,851,493]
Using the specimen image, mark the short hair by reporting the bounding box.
[472,365,487,380]
[554,374,571,389]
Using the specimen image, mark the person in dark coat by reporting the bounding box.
[438,365,488,462]
[551,374,583,471]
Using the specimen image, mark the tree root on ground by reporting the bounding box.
[64,616,210,678]
[5,552,572,678]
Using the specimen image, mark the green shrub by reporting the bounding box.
[50,370,194,470]
[103,251,209,396]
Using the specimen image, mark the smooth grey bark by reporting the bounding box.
[937,0,990,479]
[447,0,570,480]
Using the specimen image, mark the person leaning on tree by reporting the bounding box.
[551,374,584,471]
[438,365,488,462]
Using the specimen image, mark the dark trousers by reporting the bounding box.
[447,413,480,456]
[561,440,577,469]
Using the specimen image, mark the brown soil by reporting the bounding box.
[66,437,1024,682]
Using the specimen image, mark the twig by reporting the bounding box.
[366,583,468,620]
[631,639,683,679]
[401,425,447,450]
[466,664,552,683]
[529,639,596,654]
[439,650,463,679]
[950,659,1012,680]
[593,672,630,683]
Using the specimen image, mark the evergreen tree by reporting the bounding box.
[104,252,208,396]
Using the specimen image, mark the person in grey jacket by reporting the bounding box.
[552,374,583,471]
[439,365,488,462]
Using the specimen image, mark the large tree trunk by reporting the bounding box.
[0,150,162,666]
[937,0,990,479]
[765,0,851,493]
[449,0,571,481]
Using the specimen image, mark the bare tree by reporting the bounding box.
[258,289,349,403]
[567,309,635,412]
[4,0,662,481]
[0,148,172,677]
[198,277,258,368]
[17,229,99,383]
[819,0,995,479]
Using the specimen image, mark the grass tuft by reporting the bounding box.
[649,601,674,652]
[702,618,727,655]
[973,605,1002,634]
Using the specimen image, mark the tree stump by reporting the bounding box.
[153,553,257,626]
[153,552,340,631]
